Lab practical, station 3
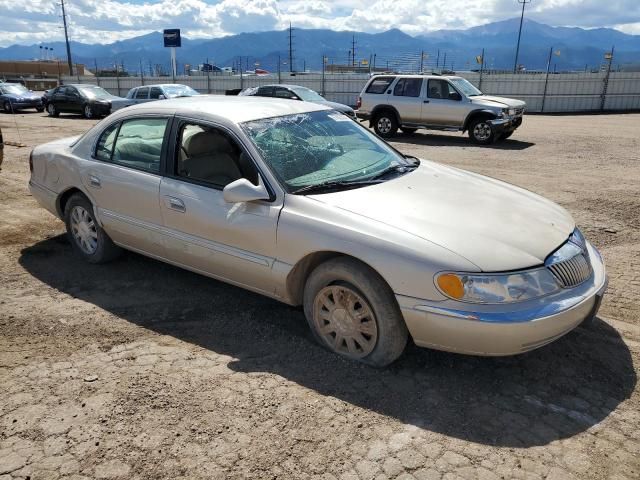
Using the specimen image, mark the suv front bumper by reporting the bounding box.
[396,242,606,356]
[490,115,523,133]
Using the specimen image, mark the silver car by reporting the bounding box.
[28,96,607,366]
[110,84,200,112]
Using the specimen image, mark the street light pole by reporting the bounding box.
[513,0,531,73]
[60,0,74,76]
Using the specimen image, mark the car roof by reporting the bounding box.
[370,74,460,80]
[115,95,330,123]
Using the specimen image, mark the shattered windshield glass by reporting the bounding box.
[242,110,411,192]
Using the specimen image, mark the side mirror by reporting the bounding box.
[223,178,269,203]
[158,94,166,100]
[449,92,462,101]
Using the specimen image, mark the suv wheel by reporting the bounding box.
[469,118,495,145]
[374,112,398,138]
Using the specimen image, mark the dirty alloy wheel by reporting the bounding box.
[83,104,94,119]
[47,103,59,117]
[373,112,398,138]
[469,118,495,145]
[64,193,121,263]
[303,257,408,367]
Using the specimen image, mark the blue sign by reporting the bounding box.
[163,29,181,48]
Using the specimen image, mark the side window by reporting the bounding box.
[393,78,422,97]
[255,86,274,97]
[111,118,168,173]
[274,88,297,99]
[427,80,447,99]
[365,77,394,94]
[95,123,120,162]
[149,87,163,99]
[176,123,258,187]
[127,89,136,99]
[135,87,149,99]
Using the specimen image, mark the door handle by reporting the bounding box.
[166,196,186,213]
[423,100,430,103]
[89,175,101,188]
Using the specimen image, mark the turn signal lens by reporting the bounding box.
[437,273,464,299]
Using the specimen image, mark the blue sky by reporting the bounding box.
[1,0,639,47]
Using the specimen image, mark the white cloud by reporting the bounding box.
[0,0,638,47]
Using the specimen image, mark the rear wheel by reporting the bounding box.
[64,193,121,263]
[400,127,418,135]
[47,103,59,117]
[373,111,398,138]
[2,101,13,114]
[468,117,495,145]
[303,257,408,366]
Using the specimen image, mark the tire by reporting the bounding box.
[64,193,121,264]
[468,117,495,145]
[83,104,94,119]
[303,257,408,367]
[47,103,59,117]
[400,127,418,135]
[3,101,13,114]
[373,111,398,138]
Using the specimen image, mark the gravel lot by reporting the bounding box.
[1,110,639,480]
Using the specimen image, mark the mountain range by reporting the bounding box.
[1,18,638,74]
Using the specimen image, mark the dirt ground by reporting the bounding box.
[1,110,639,480]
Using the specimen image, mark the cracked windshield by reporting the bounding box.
[243,110,413,192]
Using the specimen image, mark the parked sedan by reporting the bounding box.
[0,84,44,113]
[111,84,200,112]
[239,84,355,117]
[28,97,607,366]
[46,84,120,119]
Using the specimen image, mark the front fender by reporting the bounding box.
[463,109,500,131]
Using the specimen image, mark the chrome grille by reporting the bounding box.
[547,252,591,287]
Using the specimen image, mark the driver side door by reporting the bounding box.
[159,118,282,295]
[422,79,468,127]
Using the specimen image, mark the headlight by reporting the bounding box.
[435,269,561,304]
[508,108,516,116]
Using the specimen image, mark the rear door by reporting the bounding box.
[422,79,468,126]
[158,118,281,294]
[79,116,170,257]
[386,77,424,124]
[134,87,150,105]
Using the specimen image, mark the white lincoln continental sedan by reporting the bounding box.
[28,96,607,366]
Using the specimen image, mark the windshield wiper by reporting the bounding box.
[369,162,418,181]
[291,179,383,195]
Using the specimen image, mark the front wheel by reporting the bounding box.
[468,118,495,145]
[64,193,121,263]
[303,257,408,366]
[83,104,94,119]
[373,112,398,138]
[3,101,13,114]
[47,103,59,117]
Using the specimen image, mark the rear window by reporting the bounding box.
[366,77,394,94]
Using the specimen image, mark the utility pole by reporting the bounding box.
[288,22,294,72]
[513,0,532,73]
[351,35,356,66]
[60,0,74,75]
[541,46,553,112]
[420,50,424,73]
[601,46,615,111]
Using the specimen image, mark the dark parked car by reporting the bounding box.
[0,84,44,113]
[239,84,355,117]
[46,84,120,119]
[41,88,56,107]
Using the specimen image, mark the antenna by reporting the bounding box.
[59,0,74,75]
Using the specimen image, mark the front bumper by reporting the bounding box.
[10,100,43,110]
[489,115,523,133]
[397,242,607,356]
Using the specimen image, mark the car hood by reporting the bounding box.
[313,99,354,114]
[4,93,41,101]
[473,95,526,109]
[308,161,574,272]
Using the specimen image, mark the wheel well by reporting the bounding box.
[285,252,386,306]
[56,187,85,218]
[463,110,497,132]
[370,106,400,126]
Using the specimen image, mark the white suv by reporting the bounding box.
[356,74,525,144]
